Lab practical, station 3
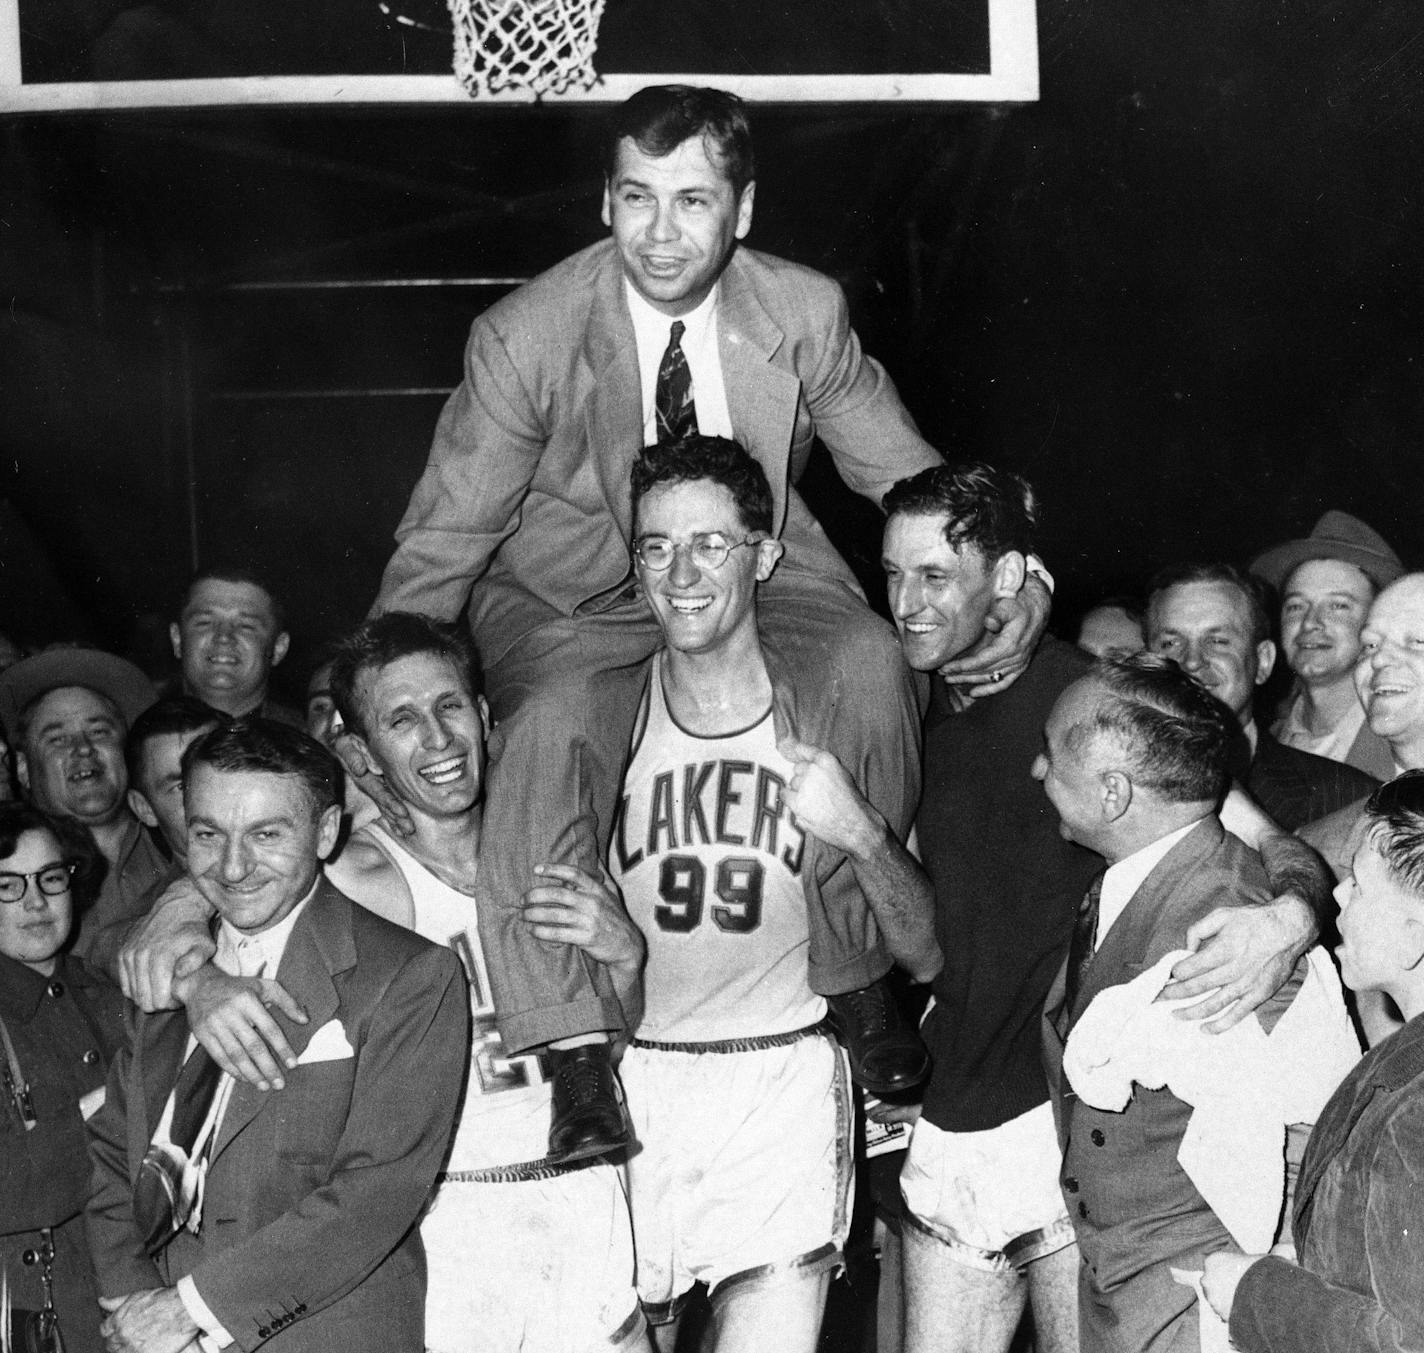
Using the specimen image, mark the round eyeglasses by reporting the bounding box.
[633,534,759,572]
[0,862,76,905]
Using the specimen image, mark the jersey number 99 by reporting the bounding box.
[655,855,765,934]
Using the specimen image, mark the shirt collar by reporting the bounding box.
[214,882,317,979]
[1097,817,1207,948]
[624,277,719,353]
[1241,716,1260,758]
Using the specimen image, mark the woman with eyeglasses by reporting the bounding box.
[1,801,127,1353]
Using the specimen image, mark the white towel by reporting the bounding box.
[1064,947,1360,1251]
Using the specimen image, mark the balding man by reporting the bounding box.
[1038,656,1357,1353]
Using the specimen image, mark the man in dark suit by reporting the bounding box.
[1037,655,1314,1353]
[1145,563,1377,831]
[360,84,1052,1154]
[87,720,467,1353]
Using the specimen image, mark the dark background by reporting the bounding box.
[3,0,1422,701]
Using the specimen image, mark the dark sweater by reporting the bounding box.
[917,637,1101,1133]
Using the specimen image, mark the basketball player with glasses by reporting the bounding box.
[613,435,940,1352]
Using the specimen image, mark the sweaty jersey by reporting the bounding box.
[610,656,825,1042]
[359,824,549,1169]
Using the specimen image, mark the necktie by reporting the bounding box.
[1058,874,1104,1037]
[132,1044,225,1254]
[655,320,698,444]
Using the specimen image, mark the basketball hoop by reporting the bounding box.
[448,0,607,98]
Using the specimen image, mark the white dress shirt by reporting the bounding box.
[1095,819,1202,951]
[1274,691,1368,765]
[625,280,734,446]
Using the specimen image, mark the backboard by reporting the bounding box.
[0,0,1037,112]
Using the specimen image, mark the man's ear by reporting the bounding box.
[735,180,756,240]
[15,751,29,795]
[315,803,343,861]
[169,622,183,661]
[754,537,785,583]
[477,695,493,739]
[1400,916,1424,972]
[346,730,382,779]
[1100,768,1134,824]
[601,181,613,228]
[1254,639,1278,686]
[127,788,159,830]
[991,550,1028,600]
[270,631,291,669]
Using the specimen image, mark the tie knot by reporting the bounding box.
[668,320,685,347]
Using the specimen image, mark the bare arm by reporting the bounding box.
[779,736,942,984]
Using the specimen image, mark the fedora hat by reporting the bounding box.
[0,647,156,743]
[1249,510,1404,593]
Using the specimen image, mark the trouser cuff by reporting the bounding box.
[497,995,625,1054]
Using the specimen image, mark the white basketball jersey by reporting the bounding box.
[611,659,826,1041]
[360,824,549,1169]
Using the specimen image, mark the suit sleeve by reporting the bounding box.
[1228,1097,1424,1352]
[85,1036,168,1299]
[797,279,942,505]
[187,947,468,1348]
[371,314,548,619]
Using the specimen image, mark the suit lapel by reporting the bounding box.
[211,885,351,1161]
[717,256,799,534]
[137,1007,193,1167]
[582,259,645,540]
[1065,819,1224,1034]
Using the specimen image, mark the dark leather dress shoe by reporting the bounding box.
[826,980,931,1095]
[546,1042,633,1164]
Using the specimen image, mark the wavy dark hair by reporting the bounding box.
[181,719,339,819]
[631,435,774,536]
[605,85,755,197]
[882,462,1037,563]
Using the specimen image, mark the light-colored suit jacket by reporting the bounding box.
[373,239,939,654]
[1043,818,1300,1353]
[87,881,469,1353]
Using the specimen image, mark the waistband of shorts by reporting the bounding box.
[437,1152,607,1184]
[901,1200,1077,1274]
[629,1019,831,1055]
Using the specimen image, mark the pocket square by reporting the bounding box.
[296,1019,354,1064]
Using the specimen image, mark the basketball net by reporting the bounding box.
[448,0,607,98]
